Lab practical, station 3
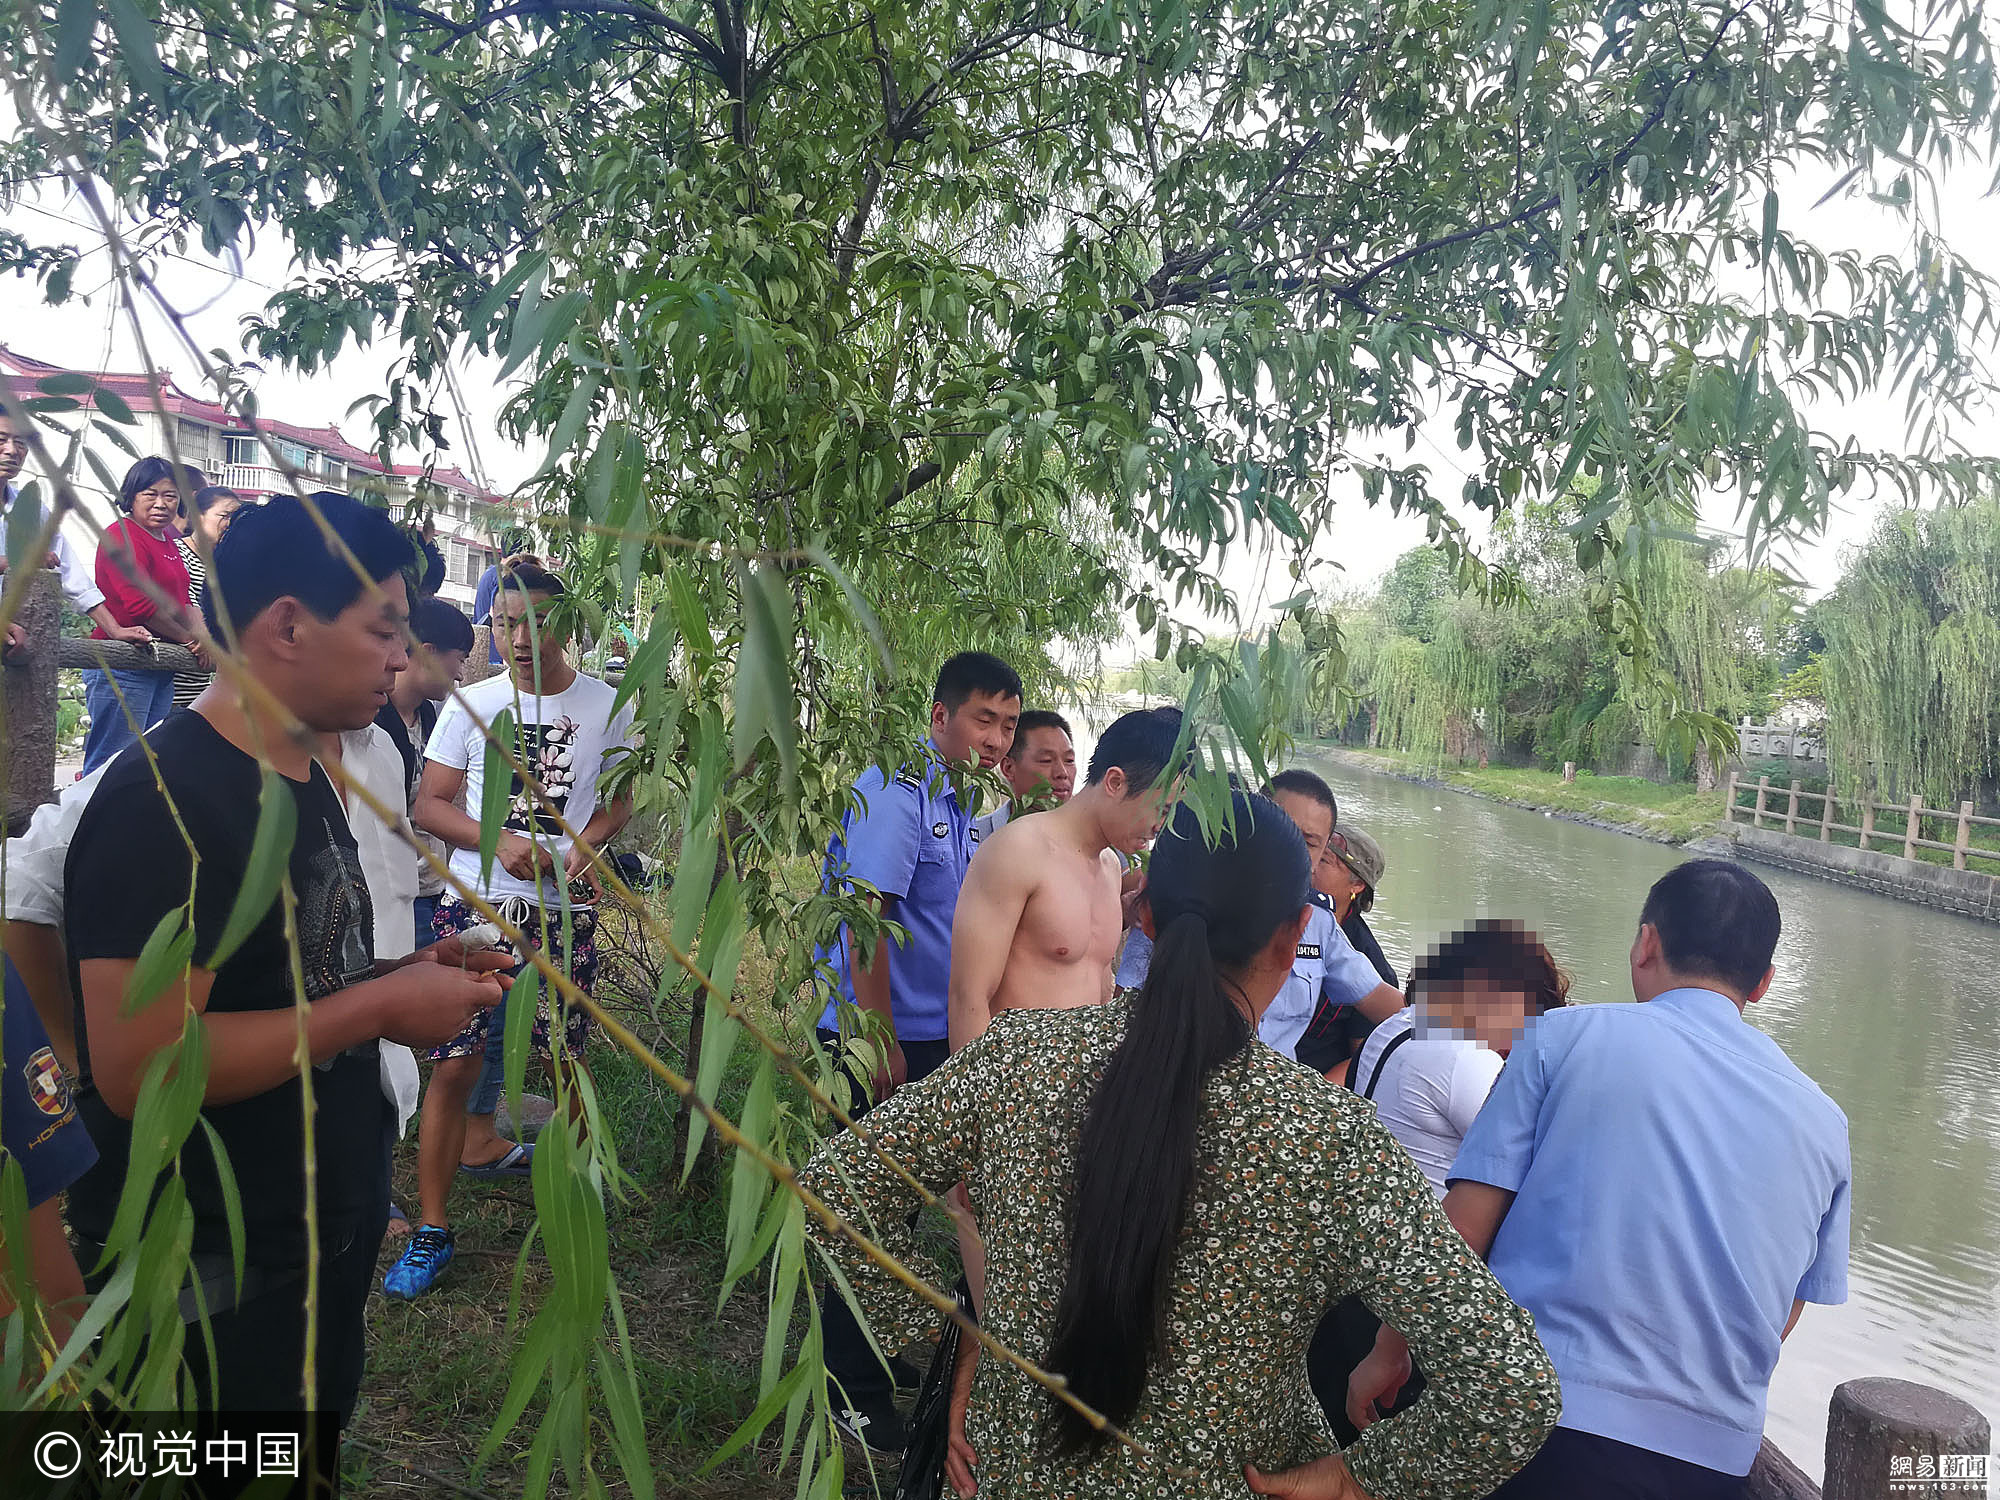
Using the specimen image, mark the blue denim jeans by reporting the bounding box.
[467,1007,507,1117]
[82,666,177,774]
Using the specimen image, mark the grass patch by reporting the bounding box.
[350,1035,785,1499]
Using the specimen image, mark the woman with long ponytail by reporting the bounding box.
[801,789,1558,1499]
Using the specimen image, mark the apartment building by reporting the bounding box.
[1,344,515,615]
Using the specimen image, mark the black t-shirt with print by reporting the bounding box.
[63,711,390,1266]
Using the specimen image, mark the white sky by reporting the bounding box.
[4,155,1996,661]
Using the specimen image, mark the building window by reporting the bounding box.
[224,434,259,466]
[175,419,215,470]
[447,540,495,588]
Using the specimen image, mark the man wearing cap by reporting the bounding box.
[1324,826,1395,987]
[1296,824,1397,1079]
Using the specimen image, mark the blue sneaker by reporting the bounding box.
[383,1225,455,1300]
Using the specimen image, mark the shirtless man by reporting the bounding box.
[947,704,1186,1048]
[941,703,1187,1438]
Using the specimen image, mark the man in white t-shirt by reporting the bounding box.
[2,767,110,1072]
[386,563,636,1300]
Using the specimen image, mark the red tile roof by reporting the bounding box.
[0,344,508,505]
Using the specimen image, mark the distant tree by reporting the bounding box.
[1819,500,2000,804]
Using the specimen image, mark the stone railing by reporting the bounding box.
[1747,1378,1990,1499]
[1740,717,1826,762]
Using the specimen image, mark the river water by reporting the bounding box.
[1299,753,2000,1477]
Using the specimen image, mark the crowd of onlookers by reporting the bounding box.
[1,418,636,1485]
[0,399,1858,1500]
[801,655,1854,1500]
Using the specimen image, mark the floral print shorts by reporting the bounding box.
[424,896,599,1062]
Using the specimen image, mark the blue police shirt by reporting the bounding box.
[1449,987,1851,1476]
[814,743,971,1044]
[2,958,97,1208]
[473,564,502,664]
[1111,894,1379,1061]
[1258,894,1386,1060]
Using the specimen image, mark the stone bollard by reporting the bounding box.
[3,569,62,835]
[1823,1378,1990,1500]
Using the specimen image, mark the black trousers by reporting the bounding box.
[184,1217,385,1425]
[1309,1295,1425,1447]
[1488,1427,1748,1500]
[814,1029,950,1400]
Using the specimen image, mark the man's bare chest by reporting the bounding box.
[1019,860,1122,966]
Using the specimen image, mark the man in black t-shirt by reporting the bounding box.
[63,494,509,1435]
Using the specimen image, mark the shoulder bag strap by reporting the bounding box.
[1361,1026,1417,1101]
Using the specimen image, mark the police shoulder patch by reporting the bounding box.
[893,766,926,789]
[1308,888,1334,912]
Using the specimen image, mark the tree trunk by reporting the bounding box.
[1695,740,1717,792]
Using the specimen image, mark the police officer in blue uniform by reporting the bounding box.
[1257,770,1404,1060]
[813,650,1021,1454]
[1113,771,1402,1065]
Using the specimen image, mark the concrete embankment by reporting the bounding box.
[1696,824,2000,925]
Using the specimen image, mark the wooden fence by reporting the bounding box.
[1724,772,2000,873]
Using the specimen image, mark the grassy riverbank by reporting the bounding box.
[348,914,811,1499]
[1315,746,1726,844]
[353,1039,782,1498]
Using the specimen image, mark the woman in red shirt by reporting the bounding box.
[82,458,205,773]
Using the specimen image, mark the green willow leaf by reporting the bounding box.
[731,561,798,782]
[6,481,45,582]
[52,0,95,84]
[207,769,297,970]
[103,0,167,104]
[721,1053,777,1294]
[681,873,746,1178]
[594,1336,657,1500]
[504,962,539,1127]
[699,1355,810,1475]
[91,385,136,426]
[477,707,517,887]
[196,1117,247,1305]
[121,909,194,1017]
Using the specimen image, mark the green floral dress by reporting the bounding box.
[799,1000,1559,1499]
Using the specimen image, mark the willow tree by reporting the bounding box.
[6,0,2000,1486]
[1332,589,1501,768]
[1820,500,2000,805]
[1608,540,1790,785]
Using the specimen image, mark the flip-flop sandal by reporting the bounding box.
[385,1204,412,1239]
[459,1142,534,1178]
